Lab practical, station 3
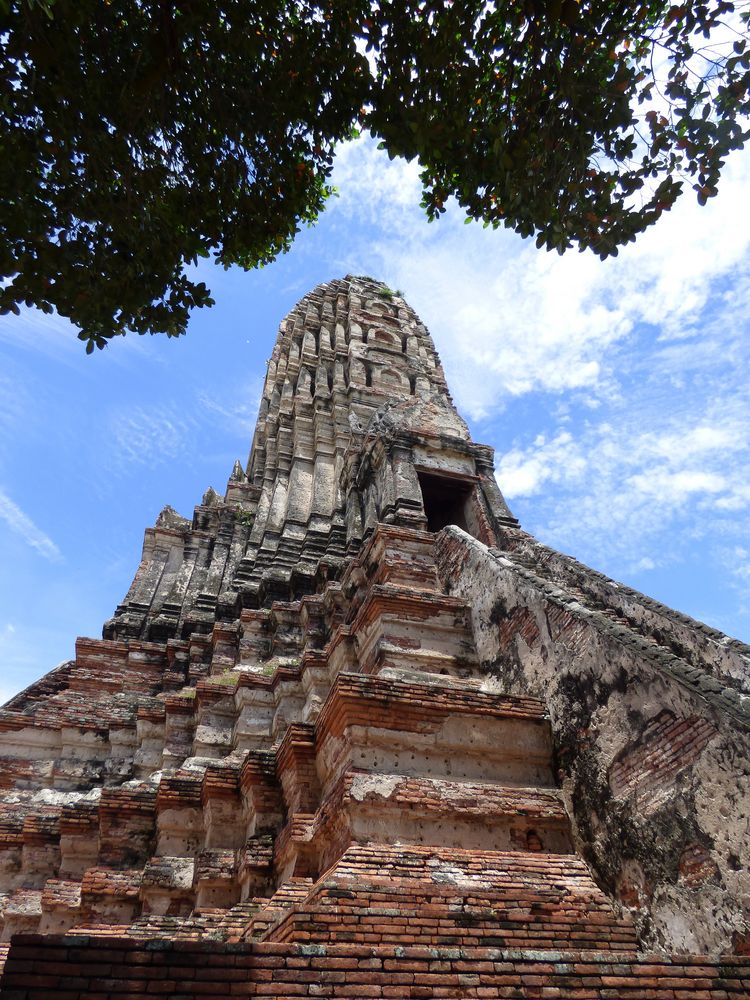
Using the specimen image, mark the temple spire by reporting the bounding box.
[103,275,515,639]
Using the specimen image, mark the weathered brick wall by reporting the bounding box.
[267,843,638,952]
[2,934,749,999]
[608,710,718,811]
[436,526,750,957]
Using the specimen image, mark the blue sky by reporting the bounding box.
[2,135,750,703]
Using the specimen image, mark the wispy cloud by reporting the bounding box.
[0,302,158,367]
[327,135,750,421]
[0,368,31,463]
[0,489,62,562]
[103,382,265,481]
[105,404,197,475]
[0,308,80,360]
[496,398,750,574]
[198,375,265,439]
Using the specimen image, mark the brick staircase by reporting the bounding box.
[265,844,639,952]
[0,276,749,995]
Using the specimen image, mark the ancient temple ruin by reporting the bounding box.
[0,275,748,997]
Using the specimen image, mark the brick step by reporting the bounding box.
[270,915,638,951]
[0,803,66,900]
[0,888,42,942]
[327,843,602,885]
[264,844,636,951]
[322,774,572,856]
[269,899,638,951]
[73,899,262,943]
[350,584,479,676]
[0,690,140,738]
[3,936,749,998]
[244,877,315,939]
[319,671,549,727]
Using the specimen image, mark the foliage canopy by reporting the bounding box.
[1,0,748,349]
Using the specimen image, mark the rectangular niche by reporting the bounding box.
[416,469,477,535]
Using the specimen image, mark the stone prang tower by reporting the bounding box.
[1,276,748,998]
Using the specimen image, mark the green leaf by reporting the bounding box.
[1,0,745,348]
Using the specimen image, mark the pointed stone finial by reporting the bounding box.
[201,487,220,507]
[229,460,246,483]
[155,505,188,528]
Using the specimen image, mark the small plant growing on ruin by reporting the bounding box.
[236,510,255,528]
[213,670,241,685]
[255,656,300,677]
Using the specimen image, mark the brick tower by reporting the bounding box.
[1,276,748,998]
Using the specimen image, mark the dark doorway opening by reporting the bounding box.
[417,471,474,534]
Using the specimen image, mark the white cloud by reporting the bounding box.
[496,400,750,571]
[332,139,424,229]
[627,468,726,502]
[322,134,750,608]
[328,135,750,421]
[497,431,586,498]
[0,489,62,562]
[715,487,750,512]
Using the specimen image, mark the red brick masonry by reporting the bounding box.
[1,935,749,999]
